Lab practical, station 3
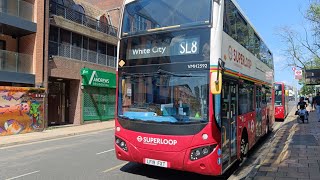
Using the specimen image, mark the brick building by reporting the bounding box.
[83,0,123,29]
[0,0,47,87]
[47,0,123,126]
[0,0,123,127]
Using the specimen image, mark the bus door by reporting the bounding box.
[221,80,238,170]
[255,86,262,138]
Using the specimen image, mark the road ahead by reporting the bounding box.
[0,129,118,180]
[0,129,220,180]
[0,102,296,180]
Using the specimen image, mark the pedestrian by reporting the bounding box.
[309,95,314,111]
[297,97,308,123]
[305,96,309,105]
[313,92,320,122]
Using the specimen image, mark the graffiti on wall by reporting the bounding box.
[0,87,45,136]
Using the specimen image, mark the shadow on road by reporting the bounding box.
[119,161,238,180]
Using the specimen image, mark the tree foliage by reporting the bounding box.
[279,0,320,69]
[300,84,315,96]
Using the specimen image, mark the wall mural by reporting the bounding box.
[0,87,45,136]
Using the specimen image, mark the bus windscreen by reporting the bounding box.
[122,0,211,36]
[275,84,283,106]
[118,71,209,123]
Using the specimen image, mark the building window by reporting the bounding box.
[78,5,85,14]
[107,44,115,56]
[48,27,116,66]
[49,26,59,42]
[0,40,5,50]
[60,29,71,44]
[98,42,106,54]
[89,39,97,52]
[55,0,64,5]
[100,15,108,24]
[83,37,89,50]
[72,32,82,48]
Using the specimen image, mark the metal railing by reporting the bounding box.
[0,49,33,74]
[49,41,116,68]
[0,0,34,22]
[49,0,118,37]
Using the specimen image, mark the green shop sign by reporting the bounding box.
[81,68,116,88]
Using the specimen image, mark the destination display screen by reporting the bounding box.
[119,28,210,65]
[127,36,200,59]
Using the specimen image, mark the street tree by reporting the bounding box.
[300,84,315,96]
[278,0,320,69]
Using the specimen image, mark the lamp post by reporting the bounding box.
[288,64,299,101]
[104,7,121,33]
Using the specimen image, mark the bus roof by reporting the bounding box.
[122,0,273,56]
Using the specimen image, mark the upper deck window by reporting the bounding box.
[223,0,274,70]
[122,0,211,36]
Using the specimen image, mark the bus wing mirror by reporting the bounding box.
[211,59,225,94]
[211,72,222,94]
[285,90,289,96]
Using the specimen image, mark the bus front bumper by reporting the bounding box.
[275,106,285,119]
[115,138,222,176]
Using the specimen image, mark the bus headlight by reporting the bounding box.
[190,145,216,161]
[115,136,128,152]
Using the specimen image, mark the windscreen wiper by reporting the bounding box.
[121,71,158,77]
[157,69,205,77]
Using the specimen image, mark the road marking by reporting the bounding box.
[103,163,127,173]
[0,128,114,150]
[96,149,115,155]
[6,171,40,180]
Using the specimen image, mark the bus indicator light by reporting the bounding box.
[217,149,221,156]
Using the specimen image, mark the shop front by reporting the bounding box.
[81,68,116,122]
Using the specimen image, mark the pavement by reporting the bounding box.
[0,120,115,148]
[245,107,320,180]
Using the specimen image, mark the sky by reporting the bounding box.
[236,0,311,89]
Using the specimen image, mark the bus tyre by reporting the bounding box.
[240,136,248,162]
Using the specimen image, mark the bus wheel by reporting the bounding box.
[240,135,248,162]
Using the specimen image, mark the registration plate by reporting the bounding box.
[144,158,169,168]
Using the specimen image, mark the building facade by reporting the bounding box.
[47,0,122,126]
[0,0,47,136]
[0,0,123,130]
[0,0,47,86]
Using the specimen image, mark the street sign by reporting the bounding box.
[294,69,303,80]
[81,68,116,88]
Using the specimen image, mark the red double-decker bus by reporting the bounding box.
[274,82,289,120]
[115,0,275,176]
